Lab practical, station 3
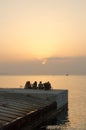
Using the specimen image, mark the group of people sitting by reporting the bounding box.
[24,81,52,90]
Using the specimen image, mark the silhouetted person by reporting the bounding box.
[44,81,51,90]
[24,81,32,89]
[38,81,44,89]
[32,81,37,89]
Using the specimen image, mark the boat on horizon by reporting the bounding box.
[65,74,69,76]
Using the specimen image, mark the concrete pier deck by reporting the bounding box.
[0,89,68,130]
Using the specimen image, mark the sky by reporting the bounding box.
[0,0,86,75]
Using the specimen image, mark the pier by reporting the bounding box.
[0,89,68,130]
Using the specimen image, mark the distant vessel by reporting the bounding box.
[65,74,69,76]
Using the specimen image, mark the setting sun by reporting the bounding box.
[41,59,47,65]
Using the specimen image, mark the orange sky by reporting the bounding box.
[0,0,86,64]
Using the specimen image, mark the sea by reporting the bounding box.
[0,75,86,130]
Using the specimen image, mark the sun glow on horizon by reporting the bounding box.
[41,59,47,65]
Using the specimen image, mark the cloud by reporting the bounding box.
[46,56,86,61]
[0,56,86,75]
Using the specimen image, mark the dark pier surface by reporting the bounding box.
[0,89,68,130]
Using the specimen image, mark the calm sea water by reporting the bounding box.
[0,75,86,130]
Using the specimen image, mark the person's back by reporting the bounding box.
[38,81,43,89]
[44,81,51,90]
[47,81,51,90]
[24,81,31,89]
[32,81,37,89]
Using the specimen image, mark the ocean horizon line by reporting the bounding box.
[0,74,86,76]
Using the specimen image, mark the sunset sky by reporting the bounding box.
[0,0,86,75]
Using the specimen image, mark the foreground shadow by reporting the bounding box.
[37,106,69,130]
